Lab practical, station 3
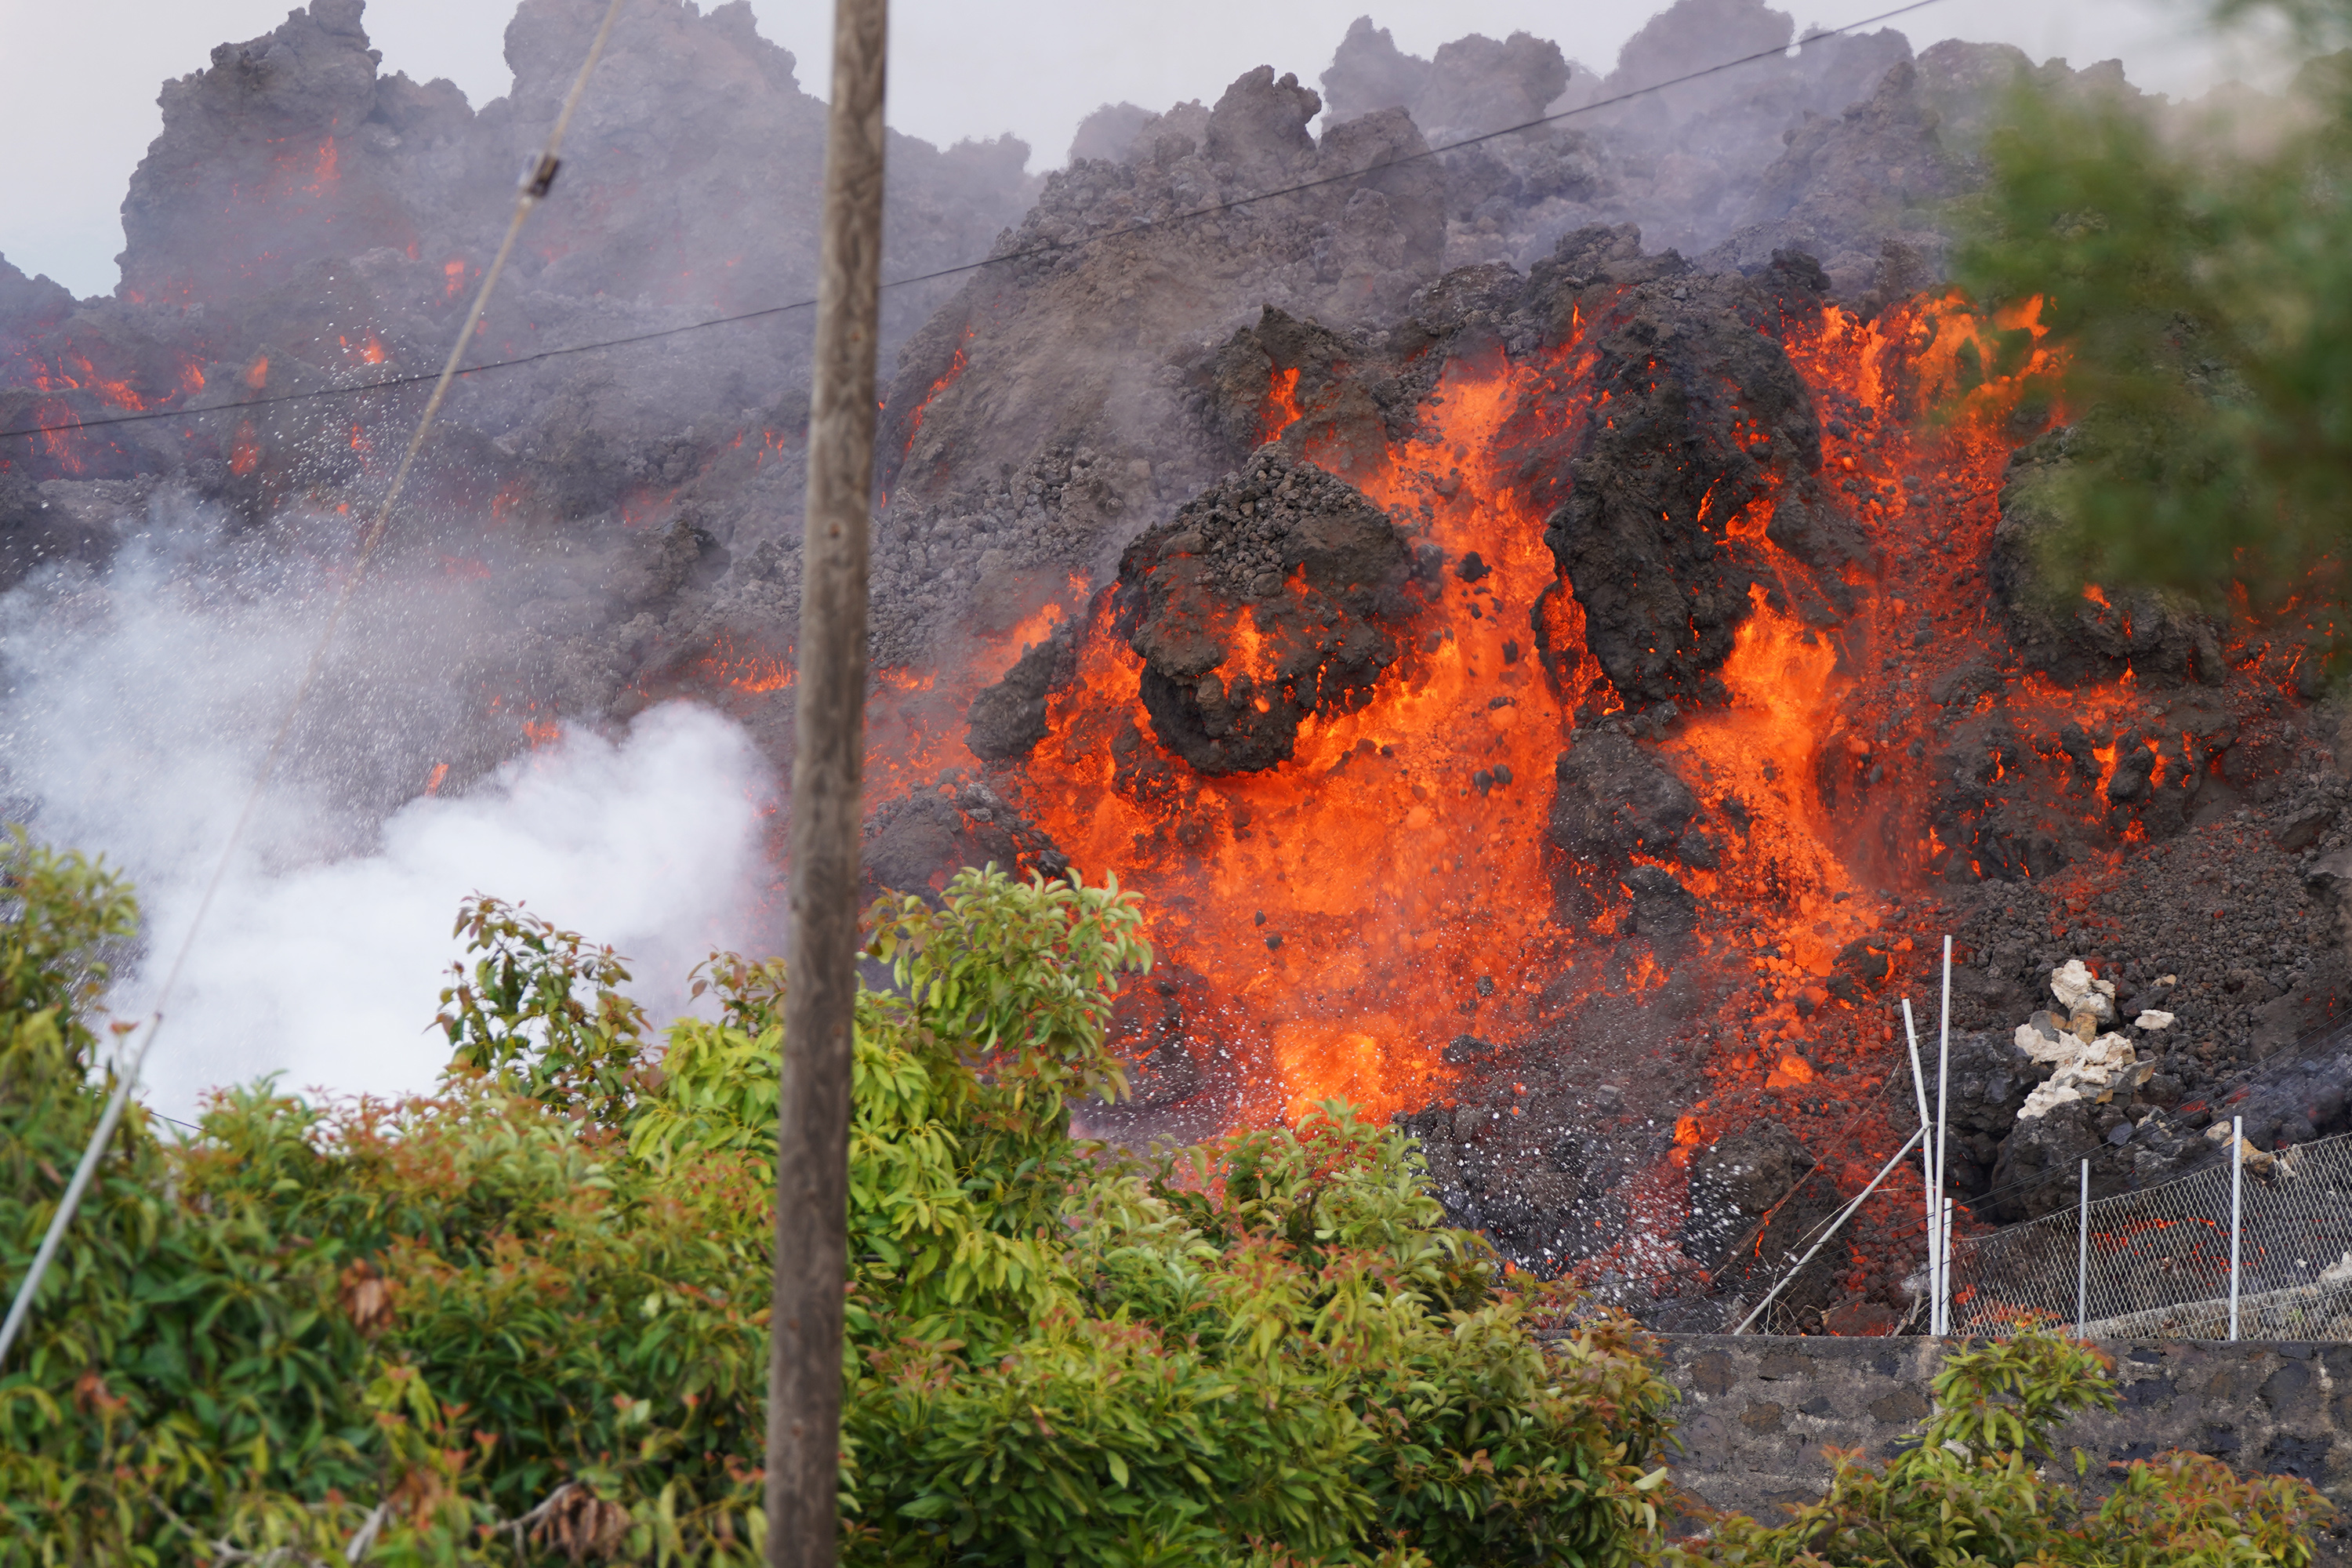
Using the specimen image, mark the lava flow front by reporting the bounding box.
[834,274,2107,1308]
[681,256,2308,1321]
[982,291,2049,1147]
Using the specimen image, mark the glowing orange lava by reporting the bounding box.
[979,289,2085,1220]
[695,637,797,695]
[1013,354,1595,1123]
[1261,367,1303,445]
[714,283,2116,1299]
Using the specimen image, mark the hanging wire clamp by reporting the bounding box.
[522,153,563,198]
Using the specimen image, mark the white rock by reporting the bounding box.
[2321,1251,2352,1284]
[2015,1031,2143,1120]
[2050,959,2095,1008]
[2135,1009,2176,1029]
[2016,1027,2081,1065]
[2019,1080,2083,1118]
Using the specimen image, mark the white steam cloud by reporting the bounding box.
[0,505,777,1120]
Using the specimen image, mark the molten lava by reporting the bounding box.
[980,290,2091,1292]
[1009,354,1604,1123]
[1261,367,1303,445]
[697,638,796,695]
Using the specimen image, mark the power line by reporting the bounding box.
[0,0,1956,448]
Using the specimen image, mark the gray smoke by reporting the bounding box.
[0,505,775,1119]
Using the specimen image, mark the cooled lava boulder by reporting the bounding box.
[1112,451,1422,773]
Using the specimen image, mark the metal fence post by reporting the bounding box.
[2077,1157,2089,1334]
[1951,1125,2352,1339]
[1734,1126,1928,1334]
[1902,999,1939,1334]
[1935,935,1952,1335]
[2229,1115,2244,1342]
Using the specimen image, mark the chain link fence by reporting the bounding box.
[1951,1128,2352,1339]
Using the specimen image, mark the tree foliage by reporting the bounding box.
[0,851,1675,1566]
[1954,0,2352,621]
[2,836,2330,1565]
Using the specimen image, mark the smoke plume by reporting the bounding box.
[0,510,775,1118]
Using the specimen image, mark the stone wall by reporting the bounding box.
[1660,1335,2352,1560]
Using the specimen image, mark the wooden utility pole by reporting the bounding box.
[768,0,886,1561]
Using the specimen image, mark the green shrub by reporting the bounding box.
[0,851,1675,1565]
[1662,1332,2332,1568]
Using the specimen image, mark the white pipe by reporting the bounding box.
[1935,935,1953,1335]
[2230,1115,2244,1341]
[1941,1197,1955,1333]
[1901,998,1939,1334]
[1734,1125,1928,1335]
[2077,1158,2090,1334]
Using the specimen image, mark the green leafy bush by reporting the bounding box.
[1663,1332,2332,1568]
[1953,0,2352,623]
[0,851,1675,1566]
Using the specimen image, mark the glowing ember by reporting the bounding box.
[695,637,796,695]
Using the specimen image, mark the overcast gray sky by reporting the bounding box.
[0,0,2281,299]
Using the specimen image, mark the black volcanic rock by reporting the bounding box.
[966,619,1078,761]
[1112,451,1417,773]
[1547,728,1708,921]
[1068,101,1154,164]
[1683,1120,1815,1263]
[1319,19,1433,127]
[1548,731,1697,862]
[1536,238,1828,707]
[861,780,1066,899]
[1199,306,1418,475]
[1206,66,1323,173]
[1704,60,1963,300]
[1321,19,1570,143]
[1624,862,1700,935]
